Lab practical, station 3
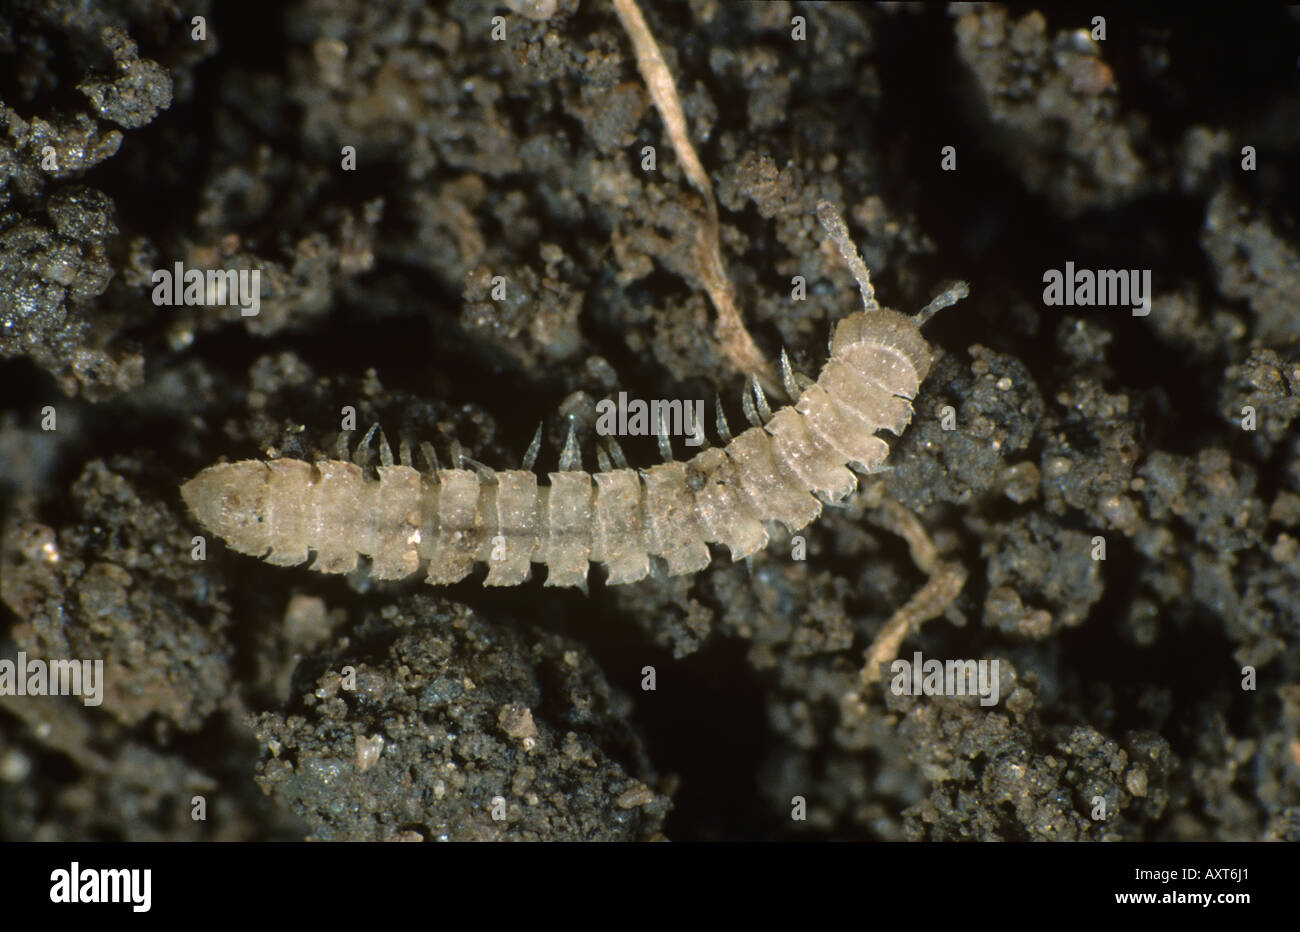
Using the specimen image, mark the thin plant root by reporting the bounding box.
[611,0,778,394]
[841,496,967,723]
[871,495,939,574]
[858,561,966,689]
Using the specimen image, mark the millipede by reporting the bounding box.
[181,201,968,589]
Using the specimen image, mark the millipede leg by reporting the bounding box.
[522,422,543,471]
[779,348,814,398]
[655,416,673,462]
[741,385,761,428]
[559,419,582,471]
[607,436,629,469]
[715,395,733,443]
[750,374,772,423]
[352,424,379,466]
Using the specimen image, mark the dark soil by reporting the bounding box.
[1,1,1297,841]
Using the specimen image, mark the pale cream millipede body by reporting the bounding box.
[181,203,958,589]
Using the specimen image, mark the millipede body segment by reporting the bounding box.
[181,308,931,588]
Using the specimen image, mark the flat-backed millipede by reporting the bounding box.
[181,203,956,589]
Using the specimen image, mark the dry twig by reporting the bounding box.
[611,0,778,393]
